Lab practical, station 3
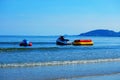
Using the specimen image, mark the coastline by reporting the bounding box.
[1,61,120,80]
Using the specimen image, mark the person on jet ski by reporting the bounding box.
[22,39,29,44]
[56,36,70,45]
[20,39,30,46]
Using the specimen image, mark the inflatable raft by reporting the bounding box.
[72,39,93,45]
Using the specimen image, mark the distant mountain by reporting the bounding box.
[80,29,120,37]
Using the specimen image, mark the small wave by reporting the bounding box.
[1,58,120,68]
[0,46,119,52]
[0,42,19,44]
[0,47,95,52]
[0,47,59,52]
[0,48,32,52]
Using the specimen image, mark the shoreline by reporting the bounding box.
[1,61,120,80]
[1,58,120,68]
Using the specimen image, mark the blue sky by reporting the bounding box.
[0,0,120,35]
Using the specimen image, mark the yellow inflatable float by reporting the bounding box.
[72,39,93,45]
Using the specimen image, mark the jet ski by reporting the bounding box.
[56,39,71,45]
[19,39,32,46]
[19,42,32,46]
[56,36,71,45]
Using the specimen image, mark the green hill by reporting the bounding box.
[80,29,120,37]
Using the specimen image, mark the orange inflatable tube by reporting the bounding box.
[73,39,93,45]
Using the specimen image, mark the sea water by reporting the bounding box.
[0,35,120,80]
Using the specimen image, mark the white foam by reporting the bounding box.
[1,58,120,68]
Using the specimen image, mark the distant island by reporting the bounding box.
[79,29,120,37]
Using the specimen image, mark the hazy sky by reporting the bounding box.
[0,0,120,35]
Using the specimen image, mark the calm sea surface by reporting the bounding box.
[0,35,120,67]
